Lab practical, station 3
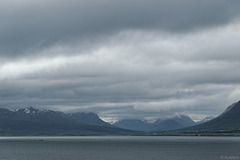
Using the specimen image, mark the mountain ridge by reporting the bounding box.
[165,100,240,134]
[0,107,134,135]
[114,114,196,131]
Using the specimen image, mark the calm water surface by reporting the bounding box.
[0,136,239,160]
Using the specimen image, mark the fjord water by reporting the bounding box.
[0,136,240,160]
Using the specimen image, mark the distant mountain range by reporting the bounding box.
[2,101,237,136]
[0,107,133,135]
[0,107,203,135]
[166,100,240,134]
[113,115,196,132]
[196,116,215,125]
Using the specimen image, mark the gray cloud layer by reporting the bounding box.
[1,0,240,58]
[1,0,240,121]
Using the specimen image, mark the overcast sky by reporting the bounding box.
[1,0,240,122]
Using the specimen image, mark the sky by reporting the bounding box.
[1,0,240,122]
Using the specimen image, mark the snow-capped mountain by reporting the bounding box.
[0,107,132,135]
[196,116,215,124]
[113,114,196,131]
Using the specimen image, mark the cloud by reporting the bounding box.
[1,0,240,121]
[1,0,240,58]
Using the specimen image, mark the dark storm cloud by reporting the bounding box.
[0,0,240,58]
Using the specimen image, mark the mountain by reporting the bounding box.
[13,107,74,124]
[0,107,134,135]
[68,112,112,127]
[151,120,183,131]
[170,100,240,134]
[151,115,196,131]
[196,116,215,124]
[171,114,196,127]
[113,115,196,132]
[114,119,150,131]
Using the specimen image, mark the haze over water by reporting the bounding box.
[0,136,239,160]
